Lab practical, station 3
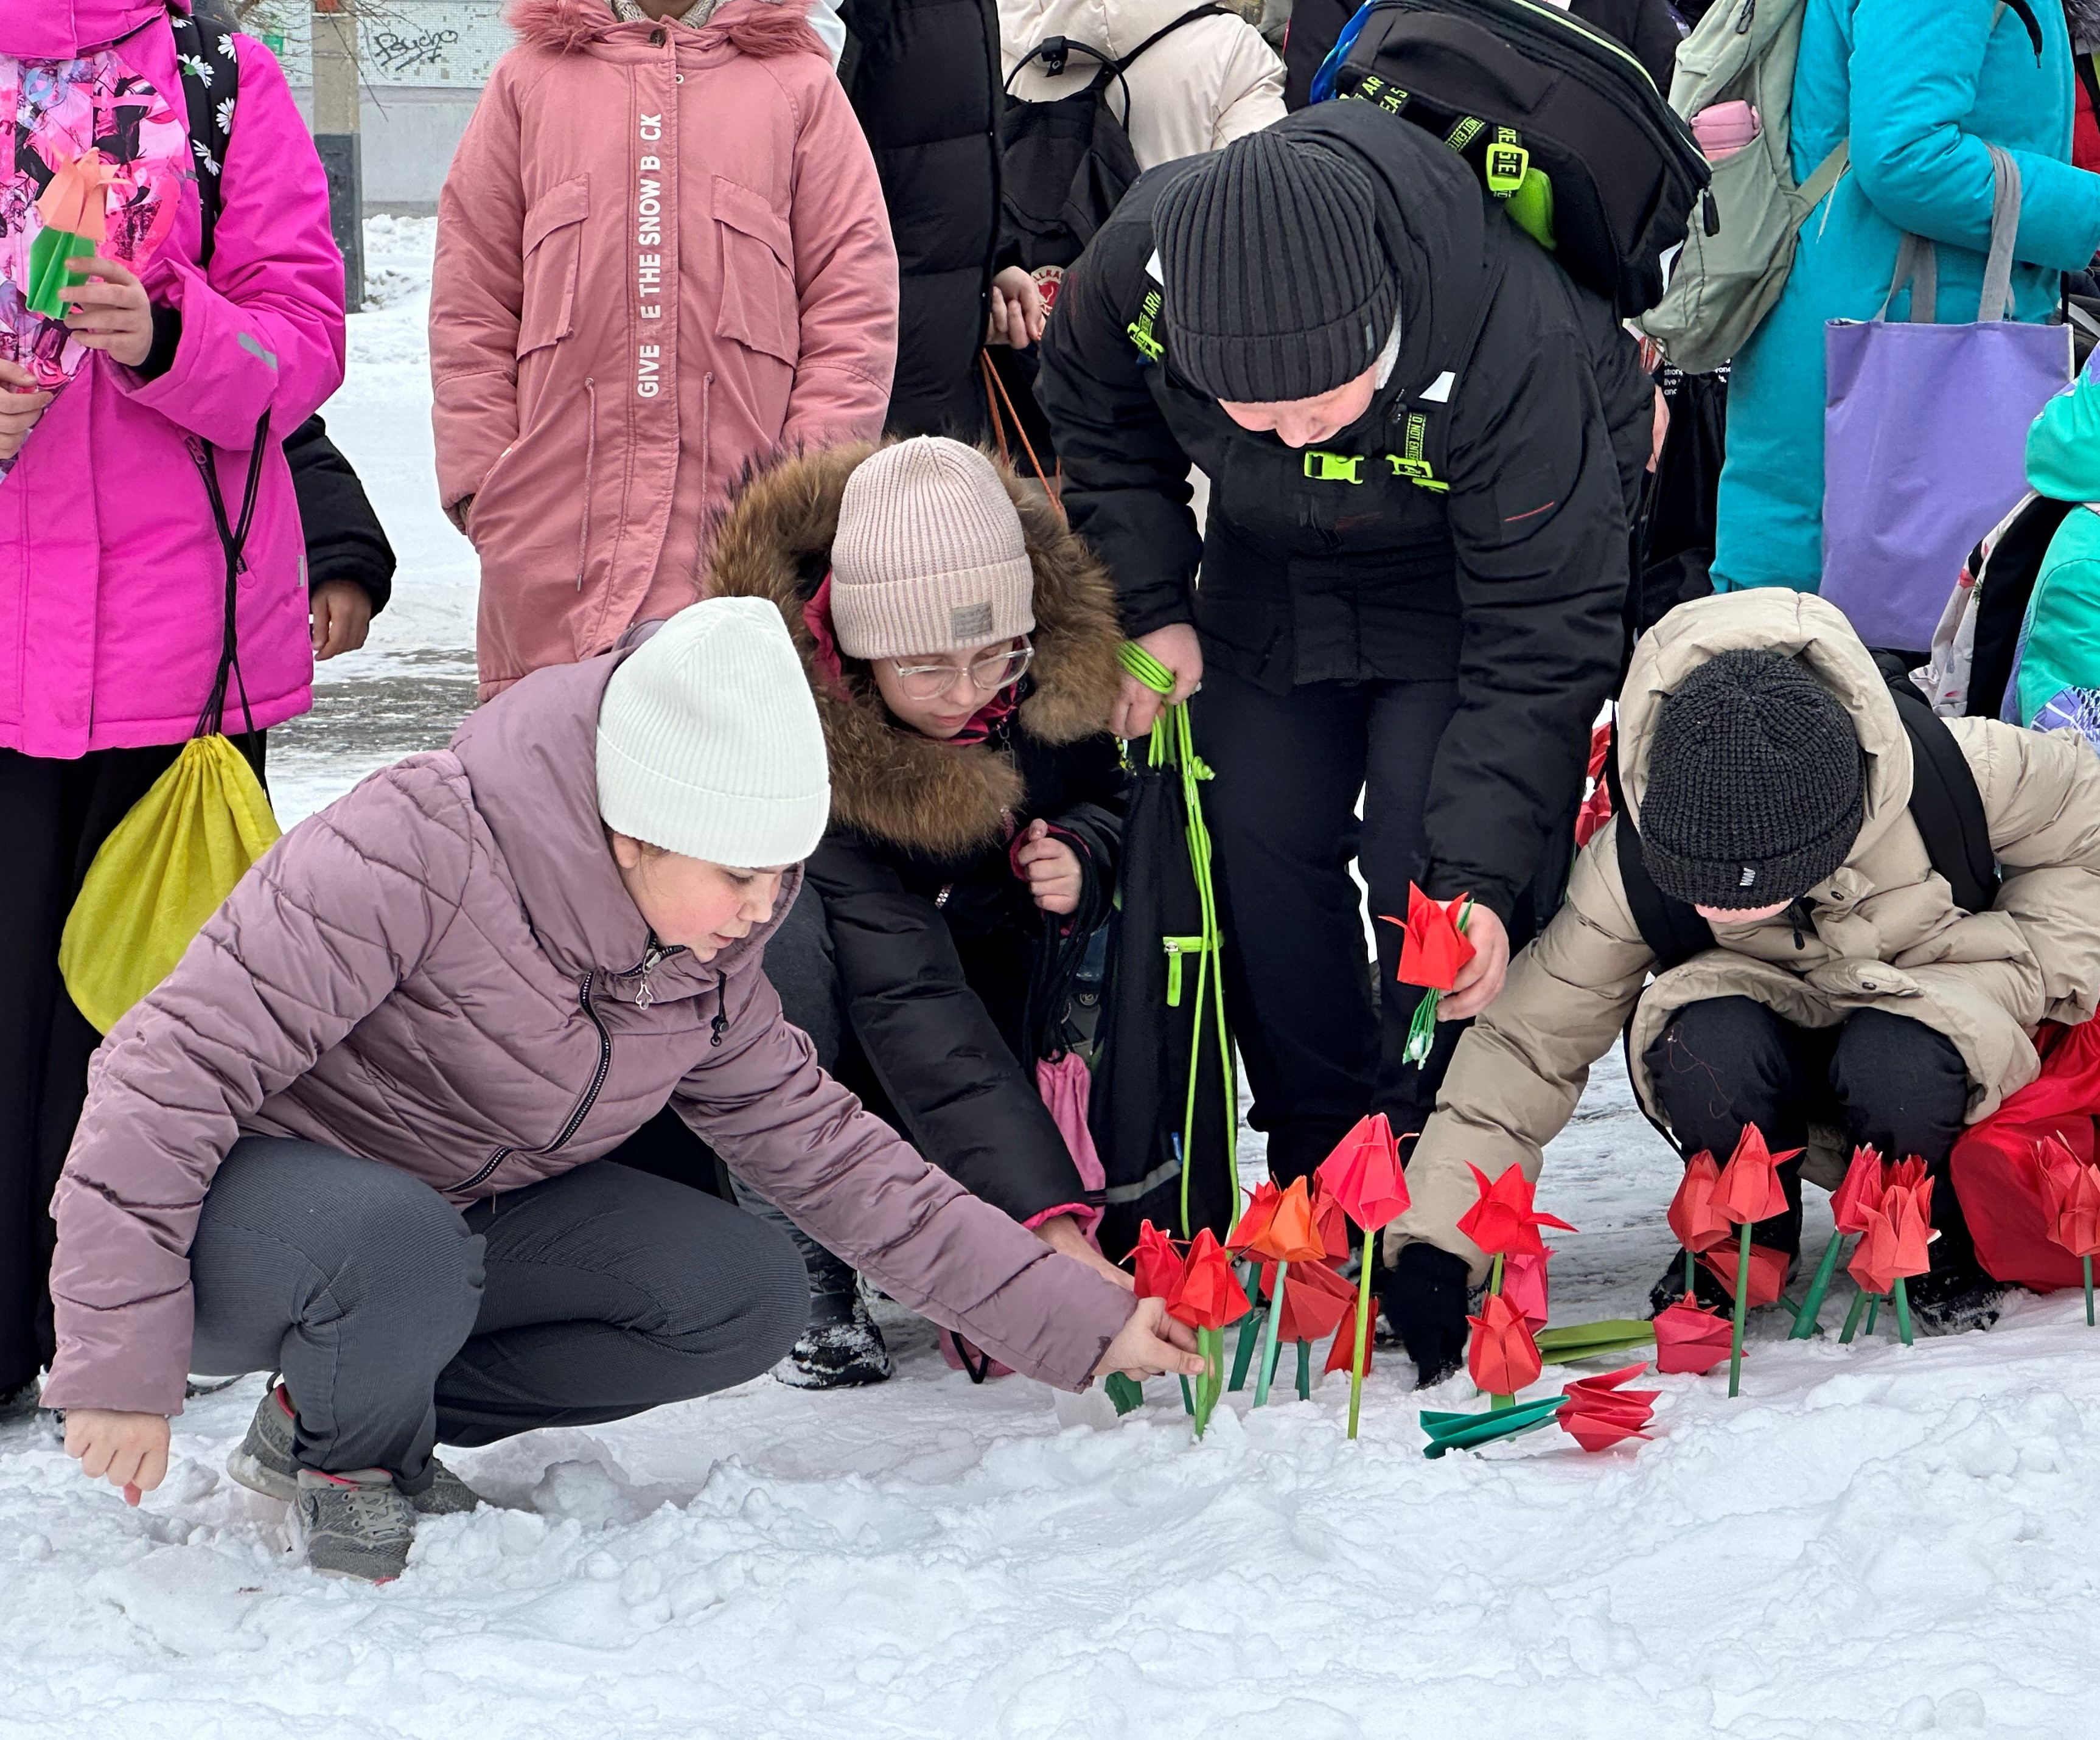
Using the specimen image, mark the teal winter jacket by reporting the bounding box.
[1713,0,2100,596]
[2017,372,2100,738]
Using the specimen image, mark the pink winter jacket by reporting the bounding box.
[0,0,345,758]
[431,0,899,700]
[43,654,1135,1416]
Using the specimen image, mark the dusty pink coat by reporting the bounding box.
[431,0,899,698]
[43,654,1135,1416]
[0,0,346,757]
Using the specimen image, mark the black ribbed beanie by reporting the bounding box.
[1152,130,1398,403]
[1639,649,1867,910]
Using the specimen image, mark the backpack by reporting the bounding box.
[999,5,1227,284]
[1314,0,1710,319]
[1640,0,2048,374]
[1916,490,2079,724]
[169,1,239,265]
[1614,664,2001,973]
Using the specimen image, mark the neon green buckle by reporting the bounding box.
[1386,454,1451,492]
[1303,450,1364,484]
[1485,141,1531,198]
[1161,934,1216,1006]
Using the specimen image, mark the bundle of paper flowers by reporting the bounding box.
[1830,1152,1937,1346]
[1381,885,1474,1067]
[1120,1221,1251,1436]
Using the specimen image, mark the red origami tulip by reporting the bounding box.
[1261,1255,1357,1344]
[1456,1163,1576,1259]
[1847,1182,1937,1296]
[2053,1164,2100,1259]
[1652,1298,1733,1375]
[1557,1362,1658,1452]
[1829,1144,1888,1236]
[1387,883,1477,992]
[1467,1292,1543,1395]
[1131,1220,1182,1300]
[2037,1133,2087,1221]
[1501,1247,1551,1334]
[1226,1181,1281,1258]
[1308,1173,1353,1261]
[1714,1124,1801,1226]
[1325,1315,1372,1377]
[1316,1113,1412,1232]
[1699,1239,1789,1309]
[1667,1151,1731,1254]
[1165,1228,1252,1331]
[1249,1176,1327,1265]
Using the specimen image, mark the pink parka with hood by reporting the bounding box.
[431,0,900,700]
[0,0,346,759]
[41,653,1137,1416]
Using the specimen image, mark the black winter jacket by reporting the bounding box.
[1036,100,1653,923]
[708,444,1129,1227]
[1284,0,1684,107]
[287,413,395,614]
[839,0,1005,440]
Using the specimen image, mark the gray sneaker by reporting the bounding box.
[293,1467,417,1582]
[228,1382,483,1516]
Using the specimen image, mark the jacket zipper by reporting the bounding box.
[457,972,613,1191]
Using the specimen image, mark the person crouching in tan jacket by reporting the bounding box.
[1378,590,2100,1382]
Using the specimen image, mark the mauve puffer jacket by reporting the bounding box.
[42,655,1135,1416]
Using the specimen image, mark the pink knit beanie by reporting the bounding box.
[829,438,1036,660]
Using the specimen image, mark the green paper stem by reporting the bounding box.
[1253,1259,1288,1407]
[1227,1264,1263,1392]
[1488,1251,1505,1298]
[1728,1220,1752,1398]
[1893,1276,1913,1347]
[1683,1245,1696,1300]
[1177,1374,1193,1415]
[1865,1295,1880,1337]
[1347,1226,1375,1441]
[2087,1255,2095,1328]
[1191,1326,1223,1438]
[1295,1339,1311,1401]
[1104,1373,1145,1416]
[1838,1288,1869,1345]
[1789,1231,1849,1340]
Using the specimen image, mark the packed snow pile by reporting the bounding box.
[4,222,2094,1740]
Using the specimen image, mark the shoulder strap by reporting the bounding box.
[1114,4,1228,71]
[1614,810,1714,973]
[1886,678,2001,914]
[167,4,240,268]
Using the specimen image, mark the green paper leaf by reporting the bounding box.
[1420,1394,1564,1459]
[1104,1373,1144,1416]
[1534,1319,1658,1360]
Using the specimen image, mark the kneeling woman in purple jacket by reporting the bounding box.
[42,597,1188,1581]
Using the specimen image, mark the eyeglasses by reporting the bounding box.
[887,641,1034,701]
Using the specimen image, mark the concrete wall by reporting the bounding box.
[287,85,482,212]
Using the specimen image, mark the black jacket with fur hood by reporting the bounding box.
[711,446,1129,1226]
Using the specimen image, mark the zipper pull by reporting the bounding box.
[1734,0,1755,32]
[710,979,728,1048]
[635,941,665,1010]
[1789,901,1808,951]
[1702,187,1720,238]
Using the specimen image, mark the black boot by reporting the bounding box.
[1378,1242,1472,1389]
[1905,1224,2005,1336]
[776,1286,893,1390]
[1647,1255,1736,1318]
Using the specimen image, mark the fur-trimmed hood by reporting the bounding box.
[505,0,822,58]
[709,444,1125,858]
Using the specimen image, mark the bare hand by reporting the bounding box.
[63,256,155,369]
[1094,1295,1205,1380]
[1014,818,1084,916]
[311,579,373,661]
[1438,902,1511,1023]
[65,1408,170,1507]
[0,360,54,462]
[986,266,1047,349]
[1037,1212,1134,1289]
[1111,621,1202,739]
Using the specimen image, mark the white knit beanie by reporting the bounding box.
[596,598,831,866]
[829,437,1036,660]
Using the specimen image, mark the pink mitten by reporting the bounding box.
[1692,100,1762,162]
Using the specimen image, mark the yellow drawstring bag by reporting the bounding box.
[58,416,282,1033]
[58,735,280,1032]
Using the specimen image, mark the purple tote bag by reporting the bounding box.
[1823,145,2072,652]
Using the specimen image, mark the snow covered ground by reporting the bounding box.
[4,221,2098,1740]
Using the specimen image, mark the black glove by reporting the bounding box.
[1378,1241,1473,1388]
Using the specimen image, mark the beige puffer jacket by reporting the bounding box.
[998,0,1284,173]
[1389,591,2100,1281]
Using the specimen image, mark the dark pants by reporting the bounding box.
[1193,668,1568,1183]
[0,738,263,1394]
[1644,997,1974,1257]
[189,1138,809,1486]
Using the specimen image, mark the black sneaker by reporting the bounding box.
[776,1292,891,1390]
[1905,1256,2006,1336]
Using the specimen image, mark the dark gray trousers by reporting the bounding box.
[190,1138,809,1485]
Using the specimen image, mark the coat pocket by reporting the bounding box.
[713,176,797,366]
[517,175,591,358]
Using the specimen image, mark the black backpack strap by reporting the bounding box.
[1113,4,1229,71]
[1885,677,2001,914]
[1614,809,1714,973]
[167,4,240,268]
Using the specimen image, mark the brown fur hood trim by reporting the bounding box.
[708,443,1126,858]
[506,0,823,58]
